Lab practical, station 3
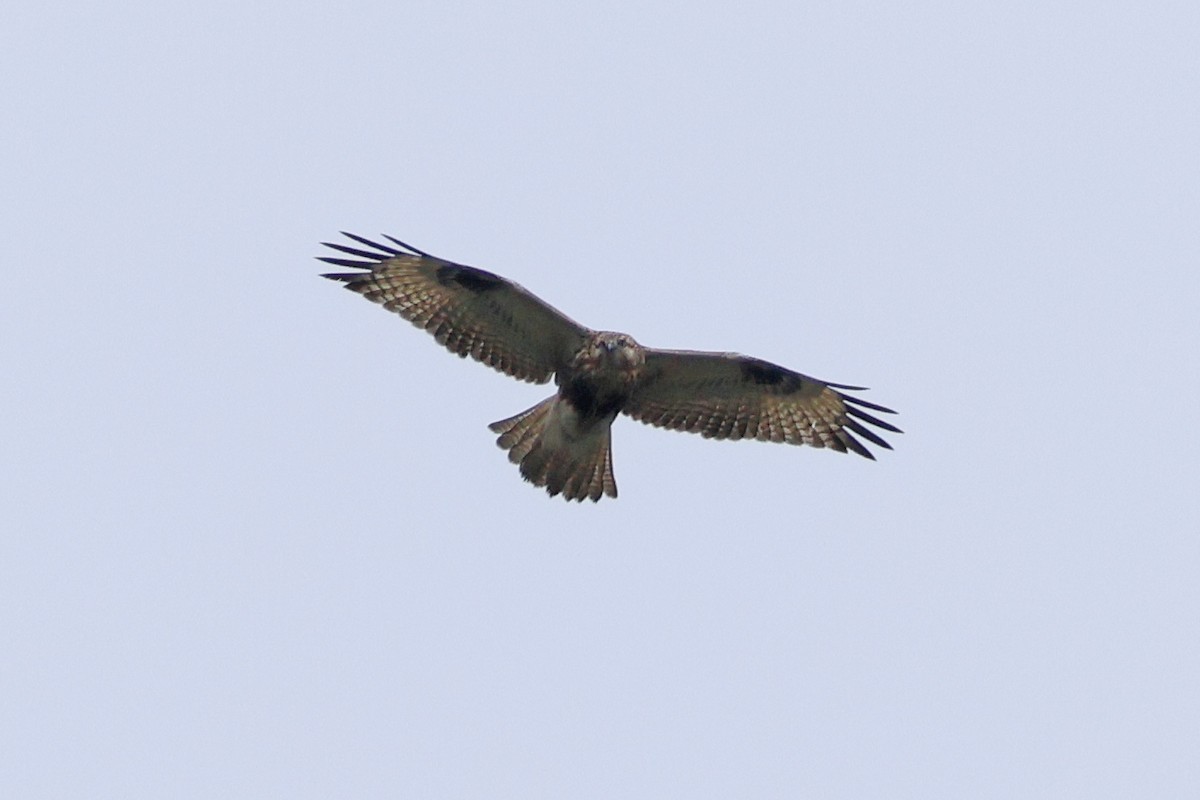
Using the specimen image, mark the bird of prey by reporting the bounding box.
[320,233,901,502]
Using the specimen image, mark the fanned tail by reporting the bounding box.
[489,397,618,502]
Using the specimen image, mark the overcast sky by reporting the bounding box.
[3,1,1198,797]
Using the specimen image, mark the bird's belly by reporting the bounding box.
[545,398,616,446]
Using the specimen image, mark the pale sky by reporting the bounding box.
[3,1,1198,797]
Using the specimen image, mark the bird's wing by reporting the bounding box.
[320,233,589,384]
[623,349,901,458]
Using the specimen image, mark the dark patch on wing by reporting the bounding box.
[436,264,506,293]
[739,358,805,393]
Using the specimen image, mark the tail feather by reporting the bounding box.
[490,400,550,463]
[489,397,618,502]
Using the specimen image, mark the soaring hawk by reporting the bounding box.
[320,233,901,501]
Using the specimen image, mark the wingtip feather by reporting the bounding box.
[382,234,433,257]
[317,256,376,270]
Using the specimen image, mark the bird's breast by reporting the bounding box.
[558,373,629,422]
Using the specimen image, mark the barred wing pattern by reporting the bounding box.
[319,233,588,384]
[624,350,900,458]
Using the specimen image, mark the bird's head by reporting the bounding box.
[593,331,645,372]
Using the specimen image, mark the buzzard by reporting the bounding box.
[320,233,900,501]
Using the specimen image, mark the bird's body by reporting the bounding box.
[320,233,900,501]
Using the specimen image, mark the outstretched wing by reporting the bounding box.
[624,349,901,458]
[320,233,589,384]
